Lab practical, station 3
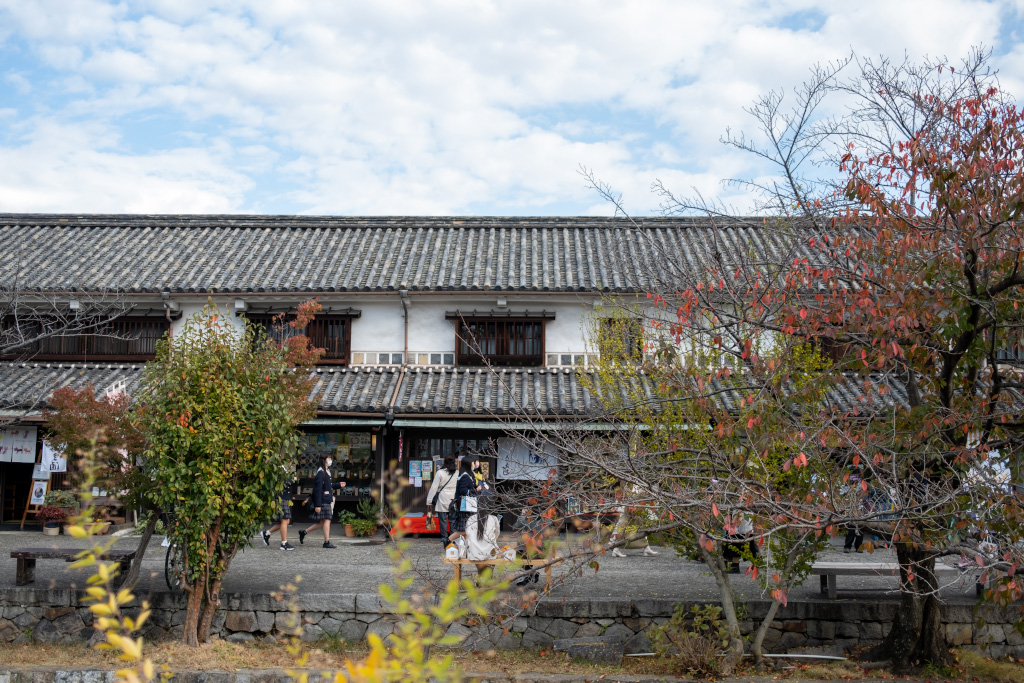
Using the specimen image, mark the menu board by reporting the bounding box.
[0,426,37,463]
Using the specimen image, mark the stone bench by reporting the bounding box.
[812,561,961,599]
[11,547,138,587]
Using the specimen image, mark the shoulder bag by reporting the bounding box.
[431,471,456,508]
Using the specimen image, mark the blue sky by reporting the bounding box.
[1,1,1022,216]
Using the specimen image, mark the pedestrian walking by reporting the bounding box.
[447,454,482,547]
[425,455,458,549]
[299,455,345,548]
[262,469,296,550]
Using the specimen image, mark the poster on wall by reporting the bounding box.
[496,438,557,481]
[421,460,433,481]
[30,480,48,505]
[0,426,37,463]
[42,441,67,472]
[409,461,421,479]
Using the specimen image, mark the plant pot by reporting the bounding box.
[344,524,355,537]
[87,521,111,536]
[43,523,59,536]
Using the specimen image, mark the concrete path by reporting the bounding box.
[0,528,981,604]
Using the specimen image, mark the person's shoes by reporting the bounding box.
[844,548,851,553]
[533,572,539,583]
[516,574,532,587]
[298,530,306,545]
[643,546,659,556]
[280,542,295,551]
[261,530,271,546]
[323,541,337,549]
[611,548,627,558]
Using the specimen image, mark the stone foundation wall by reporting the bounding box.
[0,588,1018,657]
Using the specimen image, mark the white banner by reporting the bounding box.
[0,426,37,463]
[42,441,67,473]
[496,438,557,481]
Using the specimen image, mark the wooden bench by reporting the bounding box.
[812,562,960,599]
[11,547,138,587]
[444,556,562,586]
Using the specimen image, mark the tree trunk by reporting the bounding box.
[182,586,203,647]
[699,544,744,671]
[198,577,224,644]
[121,515,157,590]
[873,543,953,673]
[751,599,782,664]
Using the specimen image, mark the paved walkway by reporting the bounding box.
[0,528,981,604]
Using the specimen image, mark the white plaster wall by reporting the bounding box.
[348,299,404,354]
[170,298,247,337]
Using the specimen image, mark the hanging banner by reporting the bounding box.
[0,426,37,463]
[496,438,557,481]
[42,441,67,472]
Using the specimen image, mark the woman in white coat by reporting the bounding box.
[465,499,502,577]
[425,455,459,549]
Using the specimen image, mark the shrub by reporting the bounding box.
[350,518,377,537]
[649,604,729,678]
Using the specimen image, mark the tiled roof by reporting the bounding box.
[0,214,812,294]
[393,367,606,416]
[311,366,401,413]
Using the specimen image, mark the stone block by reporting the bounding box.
[340,619,367,642]
[528,617,552,633]
[300,624,324,642]
[595,618,614,626]
[275,612,301,634]
[444,622,471,643]
[575,623,603,638]
[588,599,632,618]
[780,620,805,633]
[354,594,384,613]
[631,599,677,617]
[622,617,648,633]
[558,639,624,664]
[226,632,255,643]
[805,621,835,640]
[947,623,972,646]
[298,594,357,613]
[32,619,61,644]
[836,621,859,639]
[355,613,381,624]
[762,628,782,651]
[327,611,356,622]
[304,611,325,625]
[12,612,37,629]
[3,606,24,620]
[624,631,653,654]
[366,618,395,641]
[601,623,635,643]
[536,599,587,619]
[0,620,19,643]
[53,611,86,635]
[977,624,1006,644]
[256,611,275,633]
[778,631,807,651]
[1005,624,1024,647]
[211,611,226,633]
[170,611,186,627]
[511,617,528,633]
[543,619,579,639]
[44,606,74,621]
[225,611,258,633]
[319,617,344,634]
[522,628,554,649]
[859,622,883,640]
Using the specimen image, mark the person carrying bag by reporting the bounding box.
[425,455,459,549]
[447,454,482,547]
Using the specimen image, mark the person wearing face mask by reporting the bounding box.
[299,455,345,548]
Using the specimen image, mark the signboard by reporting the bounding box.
[41,441,67,472]
[30,480,48,506]
[496,438,557,481]
[0,426,37,463]
[32,464,51,480]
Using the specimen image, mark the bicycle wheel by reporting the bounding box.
[164,544,183,592]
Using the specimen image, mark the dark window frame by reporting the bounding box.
[0,316,170,362]
[454,318,545,367]
[599,318,644,362]
[248,314,353,366]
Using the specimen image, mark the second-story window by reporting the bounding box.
[599,318,644,362]
[454,318,545,367]
[250,315,352,365]
[1,317,169,361]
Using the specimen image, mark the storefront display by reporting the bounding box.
[296,431,375,503]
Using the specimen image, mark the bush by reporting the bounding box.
[350,518,377,537]
[37,505,69,523]
[649,604,729,679]
[44,489,78,510]
[356,498,381,522]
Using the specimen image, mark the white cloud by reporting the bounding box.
[0,0,1020,215]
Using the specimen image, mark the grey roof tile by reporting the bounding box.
[0,214,811,294]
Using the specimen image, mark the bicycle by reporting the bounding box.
[164,541,184,593]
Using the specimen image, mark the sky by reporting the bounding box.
[0,1,1022,217]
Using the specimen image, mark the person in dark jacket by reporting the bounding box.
[299,456,345,548]
[447,454,482,545]
[262,467,296,550]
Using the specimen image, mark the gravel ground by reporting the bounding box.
[0,528,981,604]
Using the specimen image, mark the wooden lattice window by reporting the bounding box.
[0,317,169,361]
[454,318,544,367]
[250,315,352,365]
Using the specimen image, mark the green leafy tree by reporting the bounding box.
[138,300,322,646]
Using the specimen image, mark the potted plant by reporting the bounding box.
[350,518,377,537]
[37,506,67,535]
[337,510,357,537]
